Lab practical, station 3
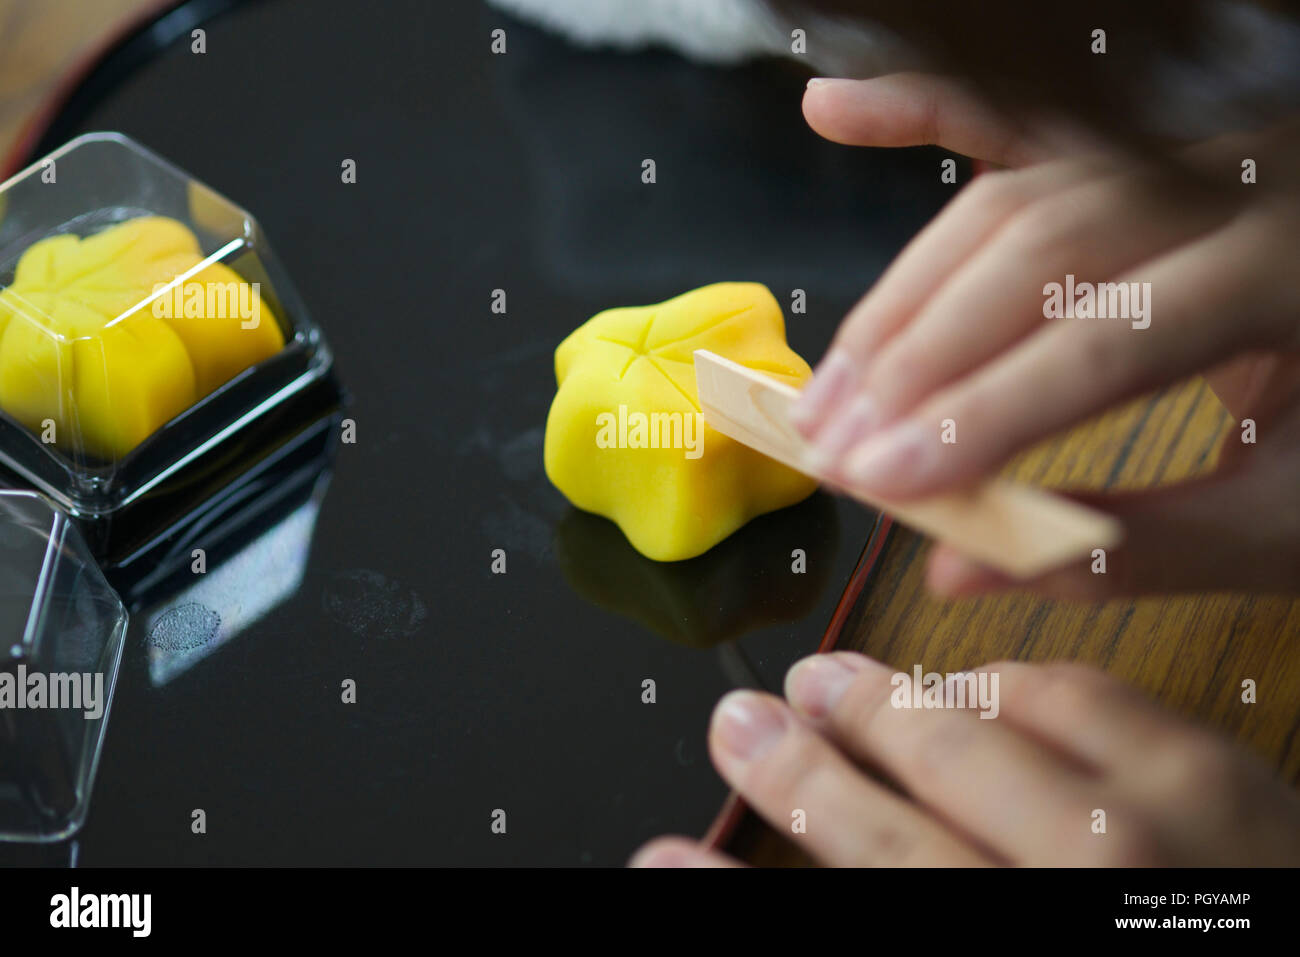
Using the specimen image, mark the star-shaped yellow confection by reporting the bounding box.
[545,282,818,561]
[0,216,284,461]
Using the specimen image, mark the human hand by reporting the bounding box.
[631,652,1300,866]
[787,75,1300,596]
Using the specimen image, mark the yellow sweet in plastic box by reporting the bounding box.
[545,282,817,561]
[0,216,284,461]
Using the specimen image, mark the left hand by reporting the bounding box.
[630,653,1300,866]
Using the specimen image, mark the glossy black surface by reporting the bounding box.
[1,0,955,864]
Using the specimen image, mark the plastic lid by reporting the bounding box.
[0,489,127,842]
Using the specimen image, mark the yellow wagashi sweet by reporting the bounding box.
[0,216,284,460]
[545,282,817,561]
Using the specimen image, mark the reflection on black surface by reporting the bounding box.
[556,494,838,648]
[141,468,332,686]
[109,411,338,686]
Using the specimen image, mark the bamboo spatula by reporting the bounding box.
[694,349,1122,578]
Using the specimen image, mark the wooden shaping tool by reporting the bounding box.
[693,349,1123,578]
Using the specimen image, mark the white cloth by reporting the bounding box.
[486,0,790,64]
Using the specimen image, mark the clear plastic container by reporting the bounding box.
[0,133,337,568]
[0,490,127,842]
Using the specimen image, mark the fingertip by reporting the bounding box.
[784,651,877,719]
[801,76,862,143]
[628,837,700,868]
[801,78,828,130]
[628,837,736,868]
[926,545,1014,596]
[840,420,935,498]
[789,347,860,438]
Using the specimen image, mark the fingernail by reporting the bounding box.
[628,843,698,868]
[784,655,859,719]
[805,77,850,89]
[712,691,787,761]
[805,392,879,474]
[843,421,934,493]
[789,348,856,434]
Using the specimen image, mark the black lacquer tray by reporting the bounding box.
[0,0,954,865]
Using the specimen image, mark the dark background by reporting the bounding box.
[1,0,954,865]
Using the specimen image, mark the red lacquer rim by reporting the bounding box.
[703,512,894,854]
[1,0,189,178]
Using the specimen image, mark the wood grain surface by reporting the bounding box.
[5,0,1296,868]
